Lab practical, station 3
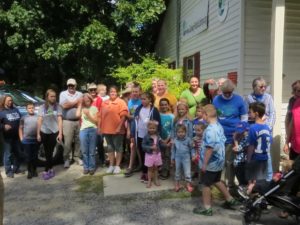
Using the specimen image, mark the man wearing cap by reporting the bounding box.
[59,78,83,168]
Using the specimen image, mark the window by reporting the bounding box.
[183,52,200,81]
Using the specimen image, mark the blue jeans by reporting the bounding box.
[266,152,273,181]
[3,138,21,174]
[79,127,97,171]
[175,154,191,182]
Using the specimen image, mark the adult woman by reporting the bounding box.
[37,89,63,180]
[76,93,98,175]
[154,79,177,113]
[180,76,206,117]
[99,86,128,174]
[0,95,22,178]
[213,79,248,190]
[244,77,275,182]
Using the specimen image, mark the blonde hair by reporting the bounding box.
[174,101,191,122]
[203,104,217,118]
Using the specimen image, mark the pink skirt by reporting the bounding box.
[145,152,162,167]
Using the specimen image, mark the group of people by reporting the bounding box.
[0,75,299,217]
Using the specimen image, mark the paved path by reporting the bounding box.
[1,164,297,225]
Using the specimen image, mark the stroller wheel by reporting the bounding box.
[244,207,261,223]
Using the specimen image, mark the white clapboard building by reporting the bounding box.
[155,0,300,168]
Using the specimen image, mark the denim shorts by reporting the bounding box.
[104,134,124,153]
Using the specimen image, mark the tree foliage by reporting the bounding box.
[0,0,165,94]
[112,55,189,98]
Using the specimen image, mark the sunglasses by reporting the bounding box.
[89,88,97,92]
[68,84,75,88]
[259,85,266,89]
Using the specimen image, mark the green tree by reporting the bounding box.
[112,55,189,98]
[0,0,165,94]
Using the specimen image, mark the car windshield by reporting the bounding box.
[0,86,29,106]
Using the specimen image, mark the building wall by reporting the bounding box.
[243,0,272,95]
[180,0,241,85]
[283,0,300,102]
[155,0,242,88]
[155,0,177,63]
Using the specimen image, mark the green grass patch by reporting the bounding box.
[74,173,105,194]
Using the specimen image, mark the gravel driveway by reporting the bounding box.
[2,164,297,225]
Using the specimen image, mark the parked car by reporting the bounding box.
[0,84,63,166]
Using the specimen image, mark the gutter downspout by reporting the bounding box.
[176,0,181,68]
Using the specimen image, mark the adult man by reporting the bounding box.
[154,79,177,113]
[59,78,83,168]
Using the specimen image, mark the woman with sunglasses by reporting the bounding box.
[244,77,276,182]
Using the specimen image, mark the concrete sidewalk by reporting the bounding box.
[103,172,174,196]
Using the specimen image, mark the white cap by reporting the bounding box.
[67,78,77,85]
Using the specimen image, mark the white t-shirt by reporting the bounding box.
[137,107,151,138]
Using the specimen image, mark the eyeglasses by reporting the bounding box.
[89,88,97,92]
[68,84,75,88]
[259,86,266,89]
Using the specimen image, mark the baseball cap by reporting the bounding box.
[88,83,97,90]
[67,78,77,86]
[235,121,249,133]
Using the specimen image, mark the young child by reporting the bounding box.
[132,92,161,183]
[232,121,249,186]
[97,84,109,101]
[19,102,39,179]
[158,98,174,179]
[142,120,163,188]
[171,124,195,192]
[172,101,193,139]
[241,102,272,196]
[125,83,142,177]
[193,104,238,216]
[192,123,206,179]
[193,104,207,136]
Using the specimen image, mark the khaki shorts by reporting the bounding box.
[104,134,124,153]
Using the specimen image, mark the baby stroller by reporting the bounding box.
[240,156,300,225]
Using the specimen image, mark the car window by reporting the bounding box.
[0,88,28,106]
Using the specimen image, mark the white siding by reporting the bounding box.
[155,0,177,63]
[179,0,242,86]
[243,0,272,95]
[283,0,300,102]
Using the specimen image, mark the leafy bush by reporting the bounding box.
[112,55,189,98]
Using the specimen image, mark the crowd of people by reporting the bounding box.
[0,76,299,217]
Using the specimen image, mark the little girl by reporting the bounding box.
[142,120,163,188]
[192,123,206,180]
[171,124,195,192]
[132,92,161,182]
[172,101,193,139]
[76,93,98,175]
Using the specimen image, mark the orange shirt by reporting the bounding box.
[100,97,128,134]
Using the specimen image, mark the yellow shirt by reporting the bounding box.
[154,92,177,112]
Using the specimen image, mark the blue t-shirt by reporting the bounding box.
[199,122,226,172]
[128,98,141,116]
[247,123,272,161]
[160,113,174,140]
[213,94,247,144]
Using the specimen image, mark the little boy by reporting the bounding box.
[19,102,39,179]
[192,104,207,136]
[158,98,174,179]
[193,104,238,216]
[240,102,272,197]
[97,84,109,101]
[232,121,249,186]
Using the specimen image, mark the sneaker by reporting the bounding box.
[89,170,95,175]
[83,170,89,175]
[140,173,148,182]
[42,171,51,180]
[113,166,121,174]
[6,172,14,178]
[222,199,240,210]
[237,186,249,200]
[106,166,115,174]
[64,160,70,169]
[48,169,55,178]
[124,168,133,177]
[193,207,213,216]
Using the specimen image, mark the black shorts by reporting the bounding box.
[245,160,267,181]
[202,171,222,187]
